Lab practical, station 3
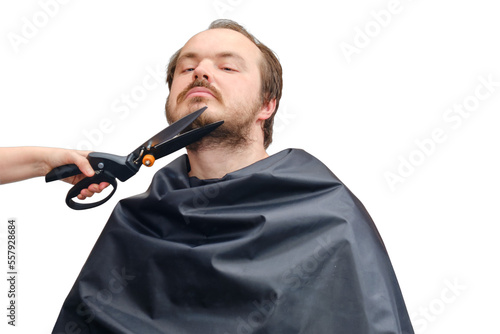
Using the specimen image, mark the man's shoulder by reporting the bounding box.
[268,148,339,181]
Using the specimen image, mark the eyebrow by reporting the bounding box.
[177,51,248,70]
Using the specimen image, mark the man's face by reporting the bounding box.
[165,28,265,148]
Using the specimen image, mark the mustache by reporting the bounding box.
[176,79,223,105]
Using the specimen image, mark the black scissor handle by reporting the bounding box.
[65,170,118,210]
[45,164,81,182]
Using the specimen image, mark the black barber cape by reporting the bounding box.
[53,149,414,334]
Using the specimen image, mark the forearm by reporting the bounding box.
[0,147,51,184]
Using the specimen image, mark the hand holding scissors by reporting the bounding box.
[46,107,222,210]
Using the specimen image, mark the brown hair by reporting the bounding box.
[166,19,283,148]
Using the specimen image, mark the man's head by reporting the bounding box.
[165,20,282,149]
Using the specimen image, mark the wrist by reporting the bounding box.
[30,147,52,177]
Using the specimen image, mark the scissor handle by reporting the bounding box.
[45,164,81,182]
[65,170,118,210]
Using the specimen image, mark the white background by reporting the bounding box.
[1,0,499,333]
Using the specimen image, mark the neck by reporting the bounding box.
[187,142,268,180]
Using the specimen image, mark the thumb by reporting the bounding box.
[71,152,95,178]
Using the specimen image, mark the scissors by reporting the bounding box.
[46,106,222,210]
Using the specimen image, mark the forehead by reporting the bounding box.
[180,28,262,64]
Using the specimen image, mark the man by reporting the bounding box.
[53,20,414,333]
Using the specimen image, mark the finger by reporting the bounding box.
[80,188,95,198]
[76,183,105,201]
[91,184,104,194]
[99,182,110,190]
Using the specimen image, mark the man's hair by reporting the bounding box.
[166,19,283,149]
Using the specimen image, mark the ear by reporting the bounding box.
[257,98,276,121]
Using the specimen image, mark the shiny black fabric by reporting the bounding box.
[53,149,414,334]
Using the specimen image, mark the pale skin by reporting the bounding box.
[0,147,109,199]
[167,28,276,179]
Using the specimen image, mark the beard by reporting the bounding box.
[165,81,262,152]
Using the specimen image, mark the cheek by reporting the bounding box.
[170,81,182,98]
[224,77,261,103]
[168,86,185,108]
[243,74,262,98]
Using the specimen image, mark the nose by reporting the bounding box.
[193,61,212,82]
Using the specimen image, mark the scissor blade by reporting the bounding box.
[136,106,208,151]
[153,120,224,159]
